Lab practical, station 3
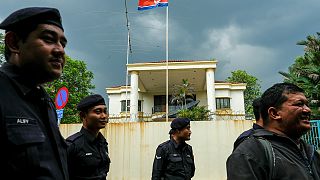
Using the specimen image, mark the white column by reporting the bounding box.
[130,71,139,122]
[206,68,216,120]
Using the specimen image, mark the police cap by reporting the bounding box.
[77,94,106,111]
[0,7,63,31]
[170,118,190,130]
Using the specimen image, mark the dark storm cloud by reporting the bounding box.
[1,0,320,98]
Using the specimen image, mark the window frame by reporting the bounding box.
[121,100,142,112]
[216,97,231,109]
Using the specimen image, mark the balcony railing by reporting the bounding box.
[152,105,183,113]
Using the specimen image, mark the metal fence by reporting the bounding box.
[302,120,320,150]
[210,111,246,121]
[108,113,155,123]
[108,111,247,123]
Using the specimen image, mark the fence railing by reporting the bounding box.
[209,111,246,121]
[108,110,247,123]
[302,120,320,150]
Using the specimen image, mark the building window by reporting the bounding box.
[153,95,171,112]
[216,98,230,109]
[121,100,142,112]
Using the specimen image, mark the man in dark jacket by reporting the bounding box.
[67,94,111,180]
[0,7,69,179]
[152,118,195,180]
[227,82,320,179]
[233,97,264,150]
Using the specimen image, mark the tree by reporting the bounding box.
[279,32,320,118]
[226,70,262,116]
[171,79,195,109]
[44,56,95,123]
[0,33,5,65]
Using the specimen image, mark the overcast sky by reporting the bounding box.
[1,0,320,101]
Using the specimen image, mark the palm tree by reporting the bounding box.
[171,79,195,109]
[279,32,320,118]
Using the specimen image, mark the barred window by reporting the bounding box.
[121,100,142,112]
[216,98,230,109]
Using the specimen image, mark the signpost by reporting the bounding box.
[55,87,69,125]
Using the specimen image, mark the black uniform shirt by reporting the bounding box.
[152,139,195,180]
[67,127,111,180]
[0,63,69,179]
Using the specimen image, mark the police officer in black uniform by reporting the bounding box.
[67,94,111,180]
[152,118,196,180]
[0,7,69,179]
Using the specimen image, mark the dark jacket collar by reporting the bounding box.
[170,138,187,149]
[253,128,287,138]
[80,126,105,143]
[253,129,300,149]
[0,63,40,96]
[253,123,263,130]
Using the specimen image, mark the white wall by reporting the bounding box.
[230,90,245,113]
[215,89,231,98]
[196,91,207,107]
[60,120,253,180]
[141,93,154,114]
[108,94,121,115]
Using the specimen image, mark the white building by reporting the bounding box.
[106,60,246,121]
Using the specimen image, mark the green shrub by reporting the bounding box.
[177,106,210,121]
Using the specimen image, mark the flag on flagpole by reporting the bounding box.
[138,0,168,11]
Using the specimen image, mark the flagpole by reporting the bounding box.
[125,22,130,122]
[165,5,169,122]
[125,0,131,121]
[138,0,169,121]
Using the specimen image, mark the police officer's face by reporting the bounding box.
[16,24,67,83]
[84,104,109,131]
[177,125,192,141]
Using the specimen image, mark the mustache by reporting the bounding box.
[301,112,311,119]
[99,119,108,122]
[50,57,64,64]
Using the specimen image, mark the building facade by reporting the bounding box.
[106,60,246,121]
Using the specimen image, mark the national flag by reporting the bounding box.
[138,0,168,11]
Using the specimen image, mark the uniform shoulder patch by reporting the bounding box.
[66,132,83,142]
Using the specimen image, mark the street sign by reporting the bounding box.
[55,87,69,110]
[56,109,64,119]
[56,109,64,125]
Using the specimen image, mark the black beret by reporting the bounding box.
[77,94,106,111]
[170,118,191,130]
[0,7,63,31]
